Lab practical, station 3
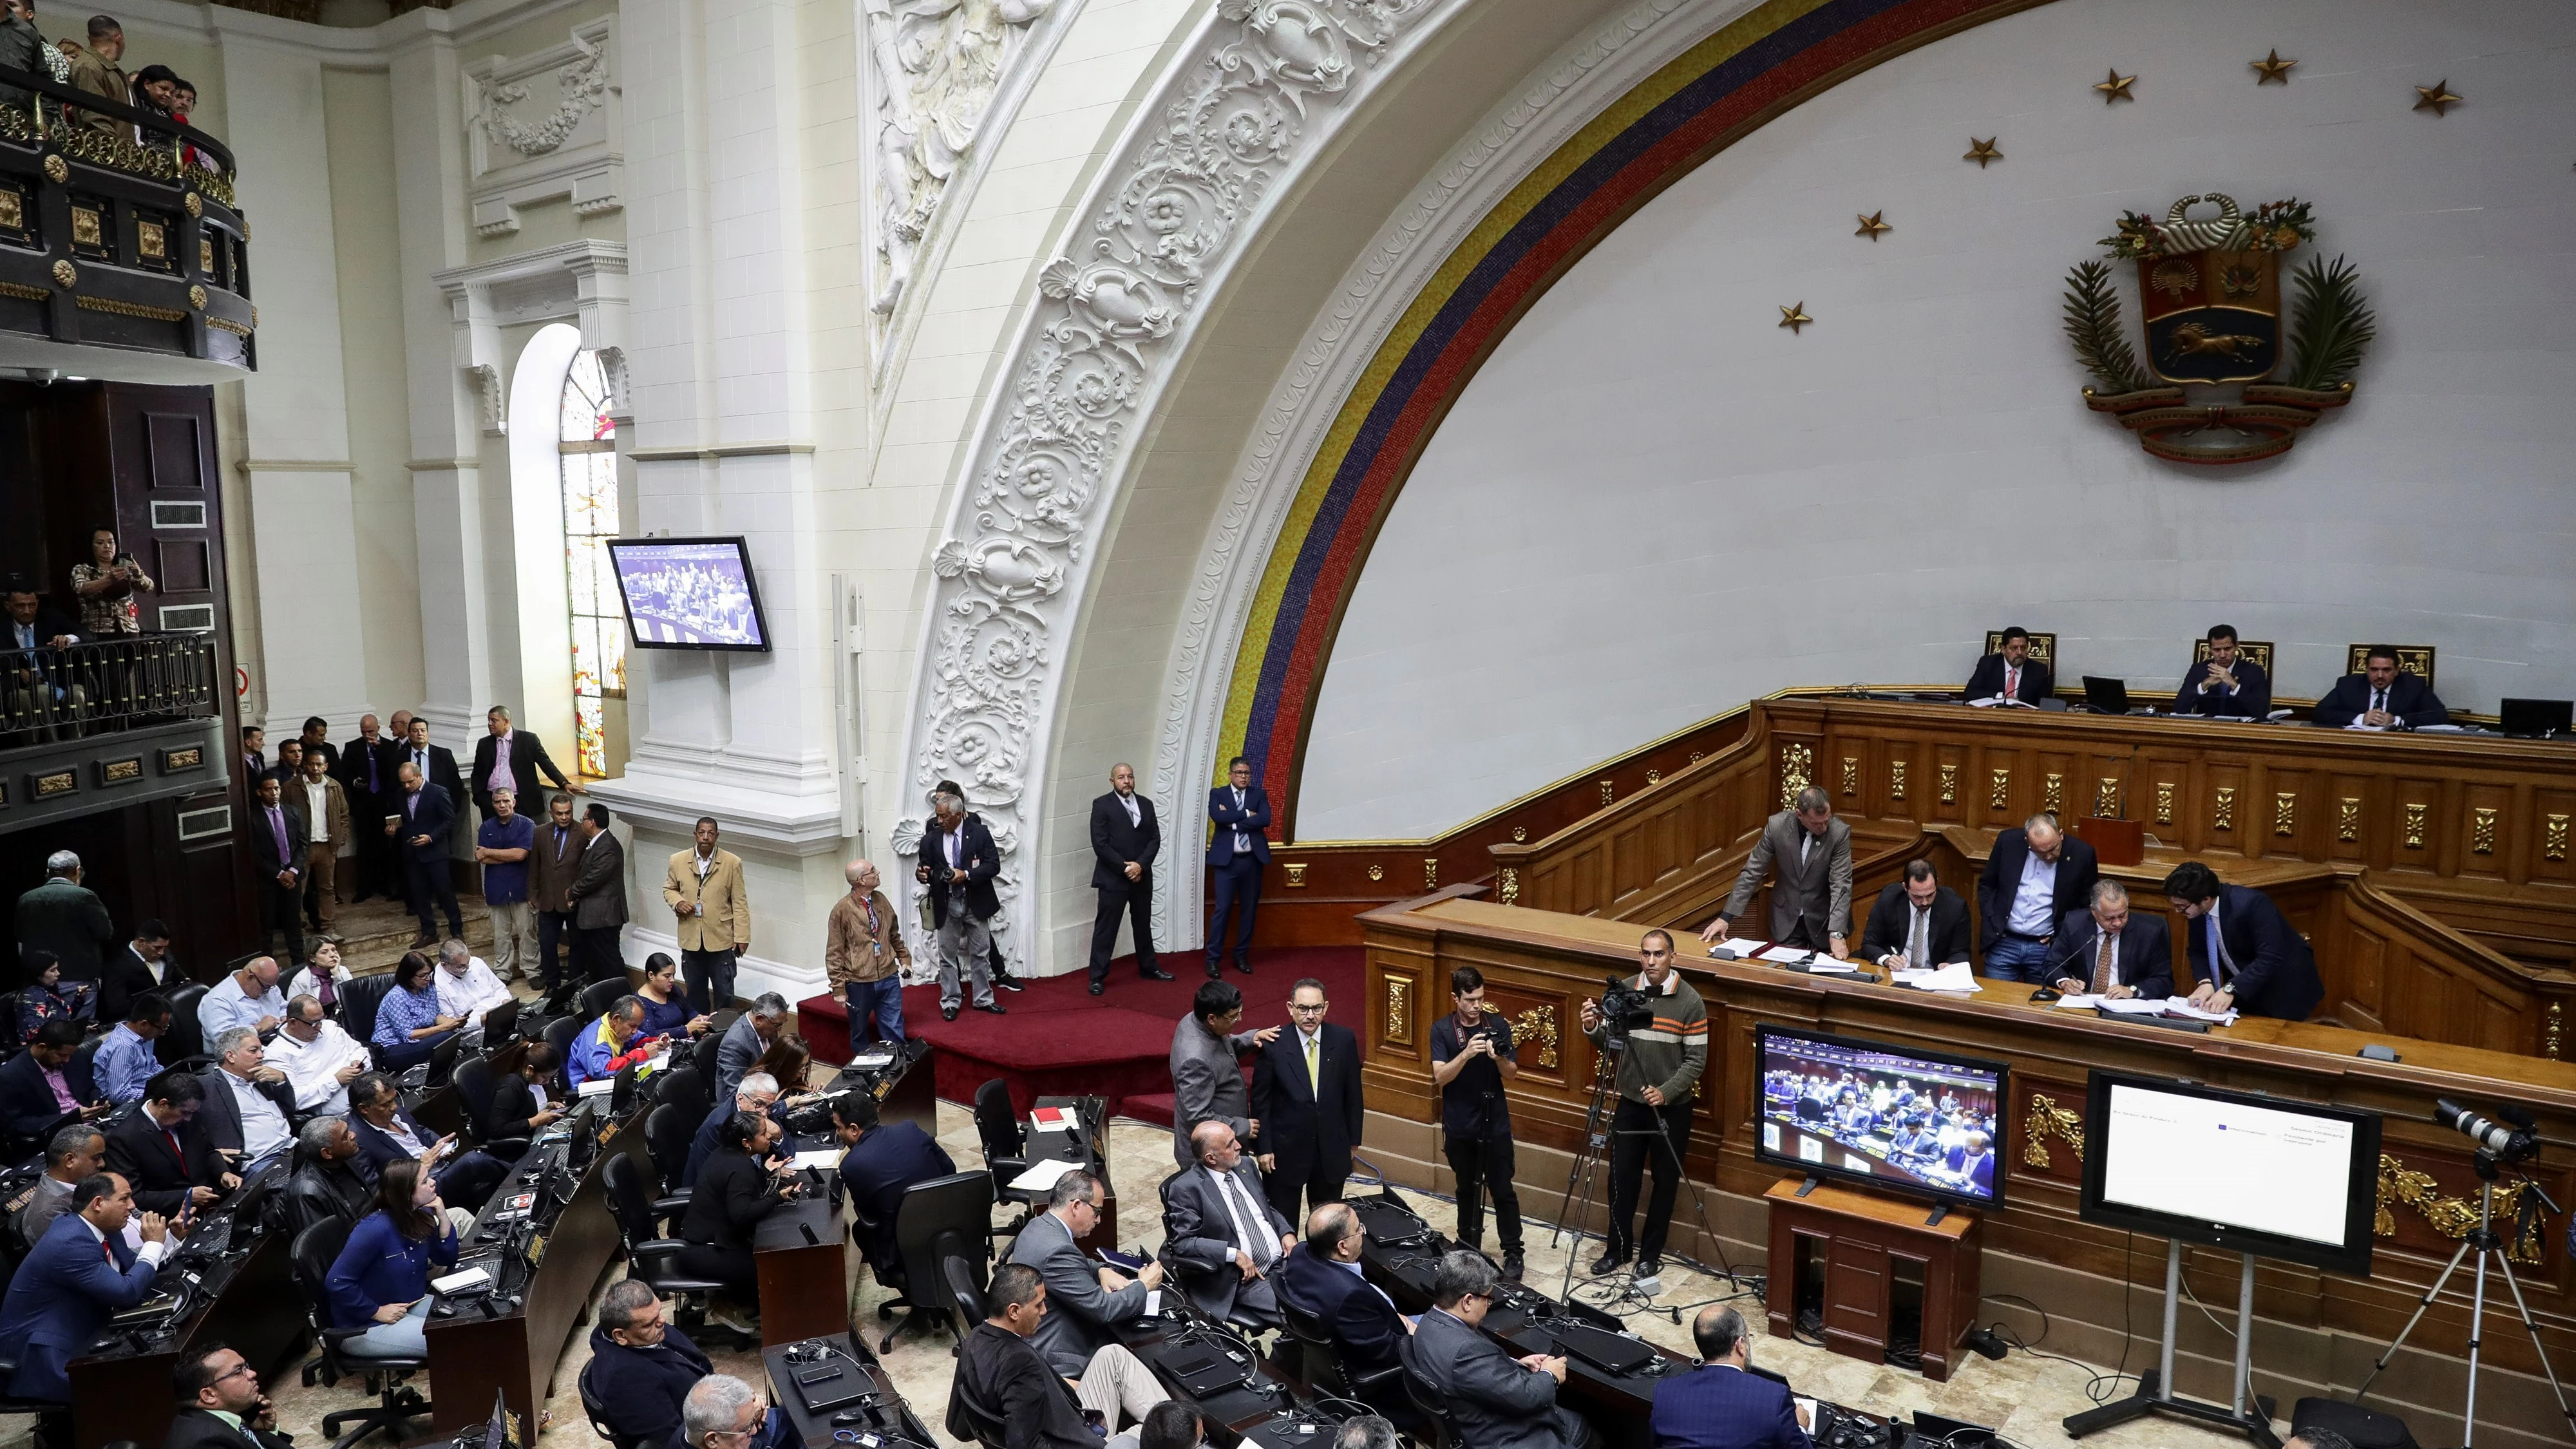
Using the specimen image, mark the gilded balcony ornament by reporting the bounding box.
[187,285,206,310]
[1646,770,1661,786]
[1599,780,1613,808]
[2403,802,2427,849]
[184,191,202,218]
[1385,977,1410,1043]
[1989,768,2010,812]
[2094,777,2119,818]
[51,259,75,288]
[43,153,67,184]
[2547,813,2569,862]
[2338,797,2360,843]
[1889,761,1908,801]
[1841,757,1859,797]
[1511,826,1526,843]
[2042,772,2063,813]
[2472,808,2498,855]
[1282,863,1305,887]
[2213,786,2236,831]
[1365,865,1383,882]
[1938,764,1958,805]
[2022,1094,2083,1168]
[1423,858,1438,891]
[2275,792,2297,837]
[1499,868,1518,905]
[1778,744,1814,810]
[2155,781,2174,825]
[2549,1002,2564,1061]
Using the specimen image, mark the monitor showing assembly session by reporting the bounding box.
[2079,1071,2380,1275]
[606,536,772,651]
[1754,1025,2008,1208]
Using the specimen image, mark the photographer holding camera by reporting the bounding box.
[1578,930,1708,1293]
[1430,966,1525,1282]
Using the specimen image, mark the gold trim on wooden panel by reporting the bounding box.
[2213,786,2237,831]
[71,205,99,247]
[2472,808,2499,855]
[1779,743,1814,810]
[137,220,165,259]
[1938,764,1958,804]
[2403,802,2428,849]
[1499,868,1519,905]
[1365,865,1383,882]
[31,770,74,799]
[1989,768,2010,811]
[1645,770,1661,785]
[2548,814,2570,862]
[2275,792,2297,837]
[98,757,142,786]
[2339,797,2360,842]
[200,237,213,274]
[0,189,19,230]
[158,746,204,774]
[1599,780,1613,808]
[1841,757,1859,796]
[1385,977,1411,1043]
[2155,781,2174,825]
[2043,772,2063,813]
[1889,761,1908,801]
[1282,863,1307,887]
[2378,1154,2541,1262]
[1511,826,1527,842]
[1423,858,1439,891]
[2094,777,2120,818]
[2549,1002,2564,1061]
[2023,1094,2083,1168]
[1509,1005,1559,1069]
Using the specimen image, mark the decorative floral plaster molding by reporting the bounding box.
[896,0,1454,968]
[465,18,624,238]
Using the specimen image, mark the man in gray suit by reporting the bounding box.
[1008,1171,1166,1379]
[1406,1251,1586,1449]
[1169,980,1278,1166]
[1165,1121,1294,1329]
[715,994,788,1098]
[1702,786,1853,958]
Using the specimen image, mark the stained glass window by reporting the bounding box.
[560,351,621,779]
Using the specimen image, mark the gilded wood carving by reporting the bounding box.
[2376,1153,2541,1262]
[2022,1093,2083,1169]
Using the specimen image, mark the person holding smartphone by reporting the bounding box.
[69,526,153,637]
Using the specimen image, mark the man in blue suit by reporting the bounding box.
[2313,648,2448,731]
[1648,1305,1812,1449]
[389,760,463,947]
[2164,861,2324,1021]
[0,1018,104,1155]
[1278,1204,1419,1428]
[831,1093,956,1274]
[1205,756,1271,978]
[0,1173,176,1401]
[1939,1132,1995,1195]
[2173,625,2270,719]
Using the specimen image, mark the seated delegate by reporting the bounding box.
[636,952,715,1043]
[1964,627,2050,705]
[1649,1305,1811,1449]
[586,1278,714,1447]
[346,1070,507,1213]
[197,1028,298,1162]
[2314,646,2448,730]
[830,1092,956,1275]
[106,1070,235,1215]
[1165,1121,1295,1331]
[488,1041,566,1145]
[325,1159,458,1359]
[0,1173,176,1402]
[2173,624,2270,719]
[2041,880,2174,1001]
[281,1117,376,1238]
[0,1018,106,1150]
[1009,1170,1166,1379]
[15,951,96,1044]
[1406,1250,1586,1449]
[1279,1204,1417,1425]
[952,1261,1170,1449]
[568,995,658,1090]
[683,1071,782,1191]
[679,1109,802,1294]
[370,952,465,1072]
[90,992,172,1106]
[1859,860,1970,971]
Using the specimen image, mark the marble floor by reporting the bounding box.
[8,1100,2277,1449]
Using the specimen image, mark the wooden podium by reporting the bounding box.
[1763,1178,1982,1381]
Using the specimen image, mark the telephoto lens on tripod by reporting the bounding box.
[2436,1098,2543,1163]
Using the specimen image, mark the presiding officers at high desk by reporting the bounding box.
[2315,646,2449,730]
[2174,624,2270,719]
[2163,862,2324,1021]
[1964,626,2050,705]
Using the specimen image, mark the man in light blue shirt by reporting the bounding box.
[91,995,171,1106]
[198,956,286,1044]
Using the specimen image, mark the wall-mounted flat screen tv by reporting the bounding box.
[605,536,772,651]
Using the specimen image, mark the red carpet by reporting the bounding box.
[800,947,1364,1118]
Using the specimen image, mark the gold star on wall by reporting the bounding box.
[1964,137,2002,167]
[2251,50,2295,84]
[1777,303,1813,334]
[1855,211,1891,240]
[2095,68,2137,103]
[2414,80,2463,115]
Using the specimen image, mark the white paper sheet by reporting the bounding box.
[2095,997,2170,1016]
[1713,938,1769,956]
[789,1150,843,1170]
[1803,960,1861,974]
[431,1267,491,1294]
[2161,997,2240,1024]
[1009,1158,1087,1191]
[1891,961,1981,992]
[1757,945,1812,963]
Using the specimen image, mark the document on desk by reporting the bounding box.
[1009,1158,1087,1192]
[431,1266,491,1294]
[1713,938,1770,957]
[1891,962,1981,992]
[1802,959,1861,974]
[1756,945,1812,964]
[788,1150,843,1171]
[2160,996,2240,1025]
[2094,997,2170,1016]
[575,1076,617,1097]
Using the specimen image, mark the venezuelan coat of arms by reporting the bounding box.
[2063,193,2376,464]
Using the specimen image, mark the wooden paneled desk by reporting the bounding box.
[753,1193,849,1347]
[763,1333,937,1447]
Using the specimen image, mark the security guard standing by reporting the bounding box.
[1429,965,1523,1282]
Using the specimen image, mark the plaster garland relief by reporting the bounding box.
[898,0,1448,969]
[464,19,624,238]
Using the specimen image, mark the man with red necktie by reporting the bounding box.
[1965,627,2052,705]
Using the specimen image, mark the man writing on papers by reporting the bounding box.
[1861,860,1971,971]
[1964,627,2050,705]
[2313,647,2448,731]
[2042,881,2174,1002]
[2162,862,2323,1021]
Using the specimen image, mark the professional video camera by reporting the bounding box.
[1596,974,1658,1045]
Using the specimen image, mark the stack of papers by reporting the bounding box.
[2060,994,2240,1025]
[1711,938,1768,957]
[1803,959,1861,974]
[1890,962,1981,993]
[1757,945,1813,964]
[788,1150,843,1171]
[1009,1158,1087,1192]
[2161,996,2240,1025]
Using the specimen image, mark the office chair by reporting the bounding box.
[644,1101,698,1202]
[971,1079,1034,1226]
[290,1218,433,1448]
[947,1374,1011,1449]
[877,1171,992,1352]
[450,1055,500,1139]
[577,1355,652,1449]
[1397,1343,1459,1449]
[156,981,211,1065]
[601,1153,749,1349]
[654,1063,710,1125]
[692,1012,740,1083]
[1282,1297,1416,1430]
[543,1015,582,1065]
[576,978,628,1021]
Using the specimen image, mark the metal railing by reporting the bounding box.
[3,632,221,746]
[0,61,239,180]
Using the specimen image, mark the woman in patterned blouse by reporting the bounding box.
[69,526,154,636]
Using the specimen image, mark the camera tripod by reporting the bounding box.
[2355,1154,2576,1448]
[1551,1032,1744,1308]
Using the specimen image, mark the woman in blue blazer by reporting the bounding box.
[326,1158,457,1358]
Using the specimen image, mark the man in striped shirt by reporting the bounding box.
[1578,929,1708,1294]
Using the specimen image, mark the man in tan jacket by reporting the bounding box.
[663,816,748,1013]
[62,15,127,138]
[287,750,350,938]
[824,859,910,1046]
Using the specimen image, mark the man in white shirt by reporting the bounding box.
[1164,1121,1294,1329]
[199,956,287,1043]
[268,994,368,1114]
[205,1027,293,1162]
[433,938,513,1048]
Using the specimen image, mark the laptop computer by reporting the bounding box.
[1162,1344,1253,1397]
[2081,676,2132,714]
[2500,698,2573,739]
[1551,1322,1656,1376]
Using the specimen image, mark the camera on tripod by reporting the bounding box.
[1596,975,1657,1044]
[2436,1097,2542,1166]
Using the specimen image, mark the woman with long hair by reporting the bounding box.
[634,952,712,1043]
[323,1158,457,1358]
[368,951,461,1070]
[677,1109,799,1295]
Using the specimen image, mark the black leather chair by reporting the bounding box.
[644,1101,698,1201]
[0,993,20,1056]
[68,1034,100,1088]
[691,1012,740,1083]
[1397,1341,1458,1449]
[875,1171,992,1352]
[291,1218,432,1448]
[577,1354,651,1449]
[947,1372,1010,1449]
[654,1063,710,1126]
[156,980,211,1065]
[972,1079,1034,1220]
[544,1014,582,1065]
[451,1055,500,1138]
[576,978,629,1020]
[1282,1296,1414,1428]
[339,975,397,1065]
[601,1152,747,1347]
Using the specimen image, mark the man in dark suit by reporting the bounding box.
[390,761,464,947]
[1976,814,2099,983]
[1706,788,1854,957]
[399,714,468,808]
[1860,860,1972,970]
[1250,978,1362,1222]
[296,716,340,773]
[527,792,584,999]
[829,1093,955,1274]
[1940,1132,1996,1194]
[914,782,1002,1020]
[1965,627,2051,706]
[2174,625,2271,719]
[952,1262,1170,1449]
[1407,1251,1582,1449]
[469,704,575,819]
[96,918,175,1027]
[567,802,630,985]
[2043,880,2175,1001]
[1088,763,1171,994]
[247,774,310,965]
[0,1019,103,1153]
[0,1173,173,1403]
[1278,1204,1416,1421]
[337,713,400,902]
[585,1280,715,1449]
[13,849,115,987]
[167,1344,293,1449]
[1649,1305,1812,1449]
[1205,756,1271,978]
[3,582,83,737]
[104,1070,232,1215]
[2164,861,2324,1021]
[1166,1121,1294,1329]
[2315,647,2449,730]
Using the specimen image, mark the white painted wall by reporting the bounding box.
[1296,0,2576,842]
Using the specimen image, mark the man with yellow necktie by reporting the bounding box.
[1249,978,1363,1224]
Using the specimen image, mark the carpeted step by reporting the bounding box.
[1117,1092,1177,1128]
[797,993,850,1065]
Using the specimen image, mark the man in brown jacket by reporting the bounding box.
[286,750,350,937]
[663,816,749,1014]
[62,15,126,138]
[825,859,910,1046]
[527,791,584,1001]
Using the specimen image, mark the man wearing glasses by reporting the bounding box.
[1250,978,1362,1222]
[1408,1251,1587,1449]
[1010,1171,1169,1383]
[166,1345,291,1449]
[678,1374,793,1449]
